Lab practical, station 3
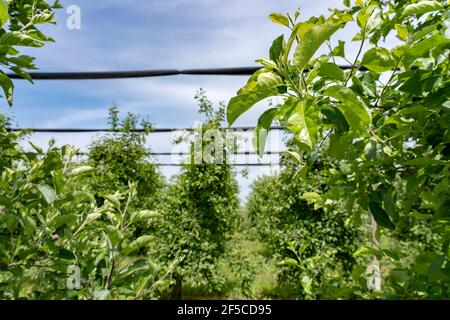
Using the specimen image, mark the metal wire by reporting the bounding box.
[6,126,285,133]
[6,65,361,80]
[151,151,283,156]
[6,67,262,80]
[156,163,279,167]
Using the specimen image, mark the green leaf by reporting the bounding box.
[317,62,346,81]
[395,24,409,41]
[122,236,153,255]
[84,212,102,225]
[354,246,383,258]
[21,212,37,234]
[70,166,94,176]
[0,195,13,208]
[351,72,378,97]
[0,32,45,47]
[52,170,64,195]
[293,22,341,70]
[269,35,284,62]
[28,141,43,154]
[0,73,14,106]
[36,184,57,205]
[130,210,160,223]
[410,24,436,43]
[324,86,371,134]
[0,0,9,28]
[361,47,396,72]
[31,10,56,24]
[254,108,278,157]
[302,192,324,208]
[369,201,395,230]
[75,212,102,234]
[286,150,302,163]
[278,258,298,267]
[227,71,282,126]
[10,66,33,83]
[50,214,77,229]
[321,105,350,134]
[27,29,55,42]
[428,255,446,276]
[403,1,443,17]
[403,34,450,67]
[269,13,289,27]
[357,4,377,28]
[104,194,121,208]
[287,97,319,151]
[9,266,23,277]
[58,248,76,260]
[256,58,277,69]
[2,214,20,232]
[332,40,345,58]
[297,164,309,180]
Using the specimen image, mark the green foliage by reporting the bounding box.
[246,155,362,299]
[0,0,61,106]
[228,0,450,298]
[87,106,165,209]
[0,120,175,299]
[157,91,239,296]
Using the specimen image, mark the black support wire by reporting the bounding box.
[6,67,262,80]
[150,151,283,156]
[5,65,361,80]
[158,163,279,167]
[6,64,334,166]
[6,126,285,133]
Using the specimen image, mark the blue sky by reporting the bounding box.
[2,0,365,199]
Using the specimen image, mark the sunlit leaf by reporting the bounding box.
[294,22,341,70]
[227,71,283,126]
[361,47,396,72]
[287,97,319,151]
[269,13,289,27]
[36,184,57,205]
[403,0,443,17]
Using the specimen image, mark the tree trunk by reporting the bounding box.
[171,276,183,300]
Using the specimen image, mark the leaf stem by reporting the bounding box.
[345,27,366,86]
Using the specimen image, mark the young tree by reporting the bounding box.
[158,90,239,299]
[246,149,362,299]
[87,106,165,209]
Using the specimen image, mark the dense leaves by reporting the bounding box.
[227,0,450,298]
[0,115,174,299]
[0,0,61,105]
[87,106,165,209]
[157,91,239,298]
[246,155,362,299]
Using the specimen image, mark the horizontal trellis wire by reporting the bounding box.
[6,126,285,133]
[8,65,349,166]
[6,65,361,80]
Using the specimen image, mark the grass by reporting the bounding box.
[179,231,299,300]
